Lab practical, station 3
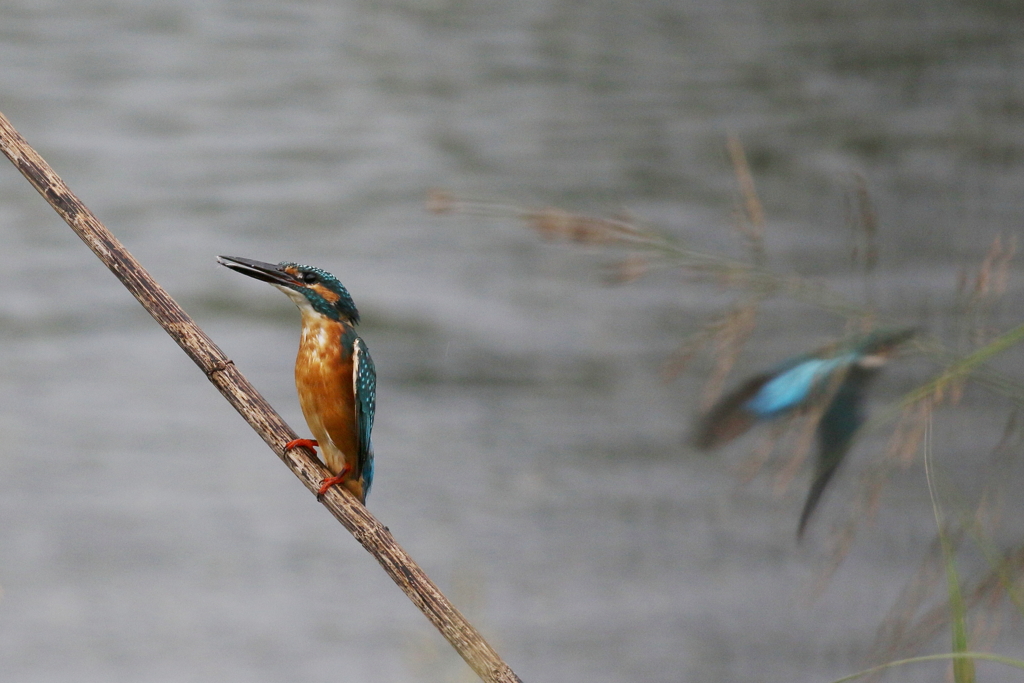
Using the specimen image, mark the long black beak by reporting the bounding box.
[217,255,300,288]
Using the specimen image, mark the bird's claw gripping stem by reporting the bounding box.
[316,465,352,500]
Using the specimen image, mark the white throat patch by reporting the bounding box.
[274,284,317,315]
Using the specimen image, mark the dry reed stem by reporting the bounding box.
[734,421,786,484]
[0,111,522,683]
[527,206,648,245]
[858,462,889,528]
[699,302,759,411]
[726,134,765,265]
[809,521,859,597]
[953,233,1018,351]
[811,459,895,596]
[772,412,818,496]
[848,174,879,273]
[662,304,752,383]
[886,398,935,468]
[607,254,650,284]
[660,328,712,380]
[870,536,949,671]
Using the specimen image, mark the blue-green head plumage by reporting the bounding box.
[276,262,360,324]
[216,256,360,324]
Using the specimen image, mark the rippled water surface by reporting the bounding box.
[1,1,1023,682]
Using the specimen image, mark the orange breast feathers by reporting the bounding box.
[293,317,362,496]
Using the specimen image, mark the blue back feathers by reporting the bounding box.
[744,354,853,417]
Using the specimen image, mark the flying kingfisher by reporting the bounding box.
[218,256,376,503]
[693,328,915,537]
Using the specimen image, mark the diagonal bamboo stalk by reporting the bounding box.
[0,110,522,683]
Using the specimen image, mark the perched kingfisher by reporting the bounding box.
[218,256,376,503]
[693,328,915,537]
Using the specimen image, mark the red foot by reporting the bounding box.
[316,465,352,499]
[285,438,318,451]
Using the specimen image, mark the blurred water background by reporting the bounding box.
[1,1,1023,681]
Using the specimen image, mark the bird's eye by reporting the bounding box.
[302,272,319,284]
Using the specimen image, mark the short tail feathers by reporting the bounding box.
[362,446,374,499]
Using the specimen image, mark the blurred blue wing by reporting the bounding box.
[744,355,851,416]
[353,336,376,496]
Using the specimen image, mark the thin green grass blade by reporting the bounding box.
[933,466,1024,617]
[828,652,1024,683]
[924,415,975,683]
[902,321,1024,408]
